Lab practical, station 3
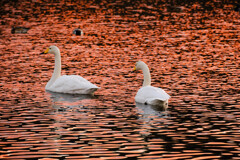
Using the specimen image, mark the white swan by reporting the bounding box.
[41,45,99,95]
[133,61,170,109]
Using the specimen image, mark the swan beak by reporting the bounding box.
[40,48,49,54]
[132,66,137,73]
[133,66,136,71]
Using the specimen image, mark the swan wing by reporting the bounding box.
[47,75,99,94]
[135,86,170,104]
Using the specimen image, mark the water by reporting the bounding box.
[0,0,240,159]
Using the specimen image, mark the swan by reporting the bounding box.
[40,45,99,95]
[133,61,170,109]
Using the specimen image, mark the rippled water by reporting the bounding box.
[0,0,240,159]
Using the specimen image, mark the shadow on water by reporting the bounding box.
[46,91,96,103]
[135,102,169,122]
[46,91,98,112]
[135,103,170,137]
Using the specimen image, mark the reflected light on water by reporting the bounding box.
[0,0,239,159]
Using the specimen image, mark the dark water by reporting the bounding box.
[0,0,240,159]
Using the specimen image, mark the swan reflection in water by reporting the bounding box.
[46,91,97,111]
[135,103,169,136]
[136,102,169,122]
[47,91,96,103]
[45,91,98,140]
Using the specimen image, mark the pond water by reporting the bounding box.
[0,1,240,159]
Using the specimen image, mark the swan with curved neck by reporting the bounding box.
[41,45,99,95]
[133,61,170,109]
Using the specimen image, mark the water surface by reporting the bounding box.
[0,0,239,159]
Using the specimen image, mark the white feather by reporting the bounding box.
[47,75,99,94]
[135,86,170,104]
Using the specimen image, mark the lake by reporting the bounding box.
[0,1,239,159]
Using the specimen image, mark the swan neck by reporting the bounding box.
[142,65,151,87]
[46,52,61,89]
[53,53,61,78]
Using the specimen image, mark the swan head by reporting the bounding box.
[133,61,147,71]
[41,45,60,55]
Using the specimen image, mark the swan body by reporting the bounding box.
[134,61,170,109]
[41,45,99,95]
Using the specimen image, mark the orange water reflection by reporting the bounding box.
[0,0,240,159]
